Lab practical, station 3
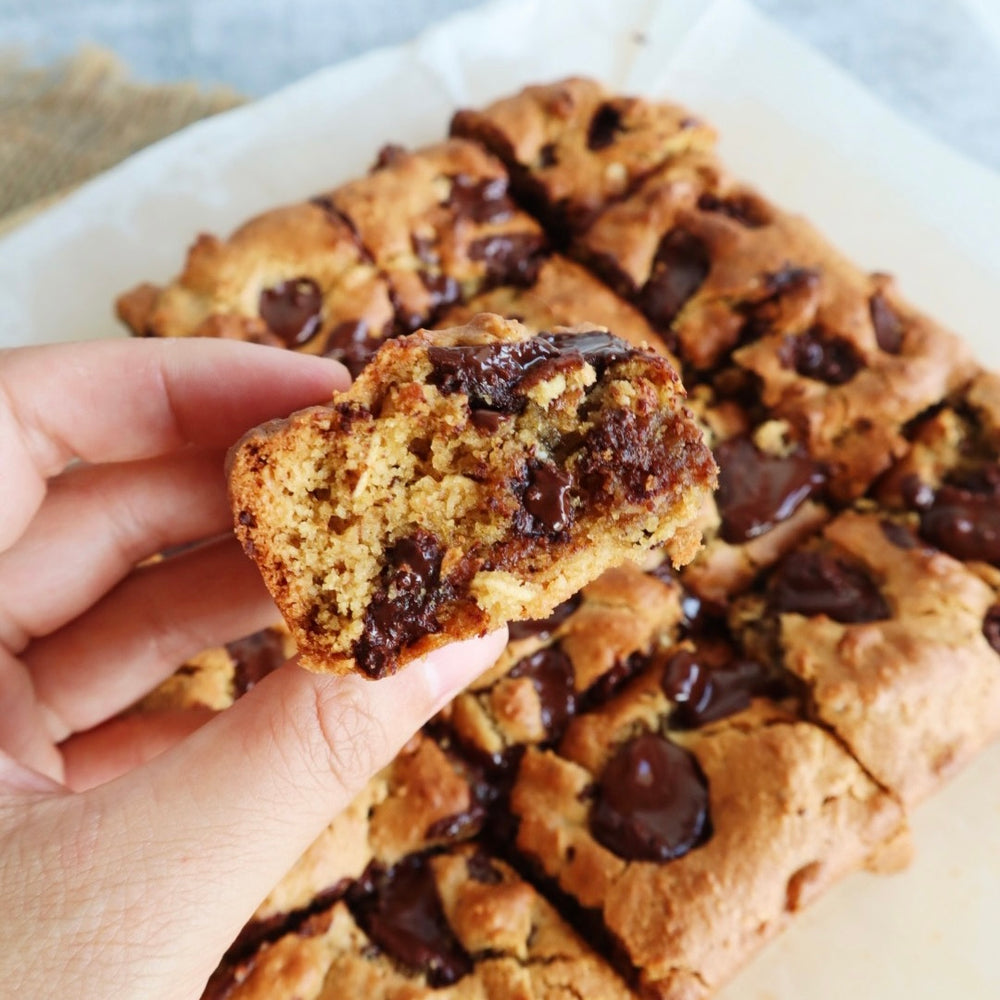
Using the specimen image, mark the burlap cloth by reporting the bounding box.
[0,46,244,236]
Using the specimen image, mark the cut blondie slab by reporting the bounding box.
[325,139,547,335]
[228,313,716,677]
[116,198,396,373]
[511,660,907,1000]
[735,509,1000,806]
[204,845,634,1000]
[451,77,715,238]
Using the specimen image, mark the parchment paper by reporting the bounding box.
[0,1,997,996]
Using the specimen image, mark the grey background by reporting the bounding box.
[2,0,999,171]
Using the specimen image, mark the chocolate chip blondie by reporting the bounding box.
[118,77,1000,1000]
[228,313,715,676]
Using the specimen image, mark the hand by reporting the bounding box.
[0,338,506,1000]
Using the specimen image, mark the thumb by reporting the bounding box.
[83,630,507,997]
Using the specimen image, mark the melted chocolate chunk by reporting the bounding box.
[428,329,632,413]
[421,272,461,313]
[714,437,826,544]
[470,409,505,433]
[661,645,781,728]
[590,733,710,862]
[880,519,919,550]
[373,144,408,169]
[778,328,863,385]
[870,292,904,354]
[507,593,582,642]
[516,462,574,536]
[323,319,382,378]
[354,532,446,678]
[578,406,677,503]
[259,277,323,346]
[768,550,890,623]
[226,630,287,697]
[538,142,558,168]
[465,850,504,885]
[983,605,1000,655]
[919,485,1000,564]
[467,232,546,286]
[509,647,577,738]
[424,809,484,842]
[446,174,512,224]
[697,191,771,228]
[350,856,471,987]
[637,228,710,329]
[587,102,625,150]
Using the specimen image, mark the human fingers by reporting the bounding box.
[49,633,506,999]
[23,536,278,742]
[0,647,63,782]
[60,707,218,792]
[0,338,348,552]
[0,449,231,653]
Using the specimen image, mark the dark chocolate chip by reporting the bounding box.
[517,462,574,536]
[465,850,504,885]
[983,605,1000,655]
[920,485,1000,564]
[870,292,904,354]
[507,593,582,642]
[467,232,547,286]
[421,272,461,313]
[226,630,287,697]
[509,646,577,738]
[637,228,710,329]
[767,550,890,623]
[374,144,408,170]
[539,142,558,168]
[764,266,820,297]
[713,437,826,544]
[697,191,771,228]
[424,809,484,842]
[590,733,710,862]
[587,102,625,150]
[778,327,863,385]
[354,532,446,678]
[323,319,382,379]
[446,174,512,224]
[259,277,323,346]
[349,856,471,988]
[880,519,919,550]
[237,509,256,528]
[661,645,779,728]
[470,409,505,433]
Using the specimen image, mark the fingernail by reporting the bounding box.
[416,630,508,713]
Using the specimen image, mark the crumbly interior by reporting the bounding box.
[229,315,714,677]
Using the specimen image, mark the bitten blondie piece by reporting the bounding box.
[228,314,716,677]
[734,509,1000,807]
[116,198,395,373]
[451,77,715,238]
[204,845,634,1000]
[511,649,907,1000]
[326,140,547,336]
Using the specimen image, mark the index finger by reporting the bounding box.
[0,337,349,552]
